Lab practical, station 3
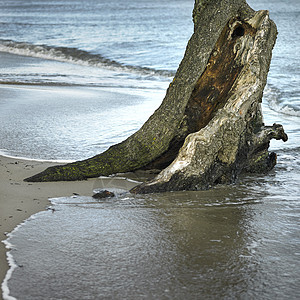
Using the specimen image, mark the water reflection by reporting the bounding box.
[137,188,259,299]
[5,173,299,299]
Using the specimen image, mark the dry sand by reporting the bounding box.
[0,155,97,298]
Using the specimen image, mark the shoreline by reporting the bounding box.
[0,155,97,298]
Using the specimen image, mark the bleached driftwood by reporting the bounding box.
[26,0,287,193]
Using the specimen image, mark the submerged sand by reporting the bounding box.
[0,155,97,296]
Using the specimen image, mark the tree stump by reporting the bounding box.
[25,0,287,193]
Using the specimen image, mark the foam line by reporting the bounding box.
[0,39,175,78]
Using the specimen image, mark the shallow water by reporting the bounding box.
[1,0,300,299]
[0,75,165,160]
[4,169,300,299]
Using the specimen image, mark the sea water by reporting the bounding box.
[1,0,299,299]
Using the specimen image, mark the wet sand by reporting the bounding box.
[0,155,97,296]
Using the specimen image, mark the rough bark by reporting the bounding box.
[25,0,287,190]
[132,8,288,193]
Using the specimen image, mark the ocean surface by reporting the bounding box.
[1,0,299,299]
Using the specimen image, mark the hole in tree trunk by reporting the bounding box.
[232,26,245,38]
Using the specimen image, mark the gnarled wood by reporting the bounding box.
[132,10,288,193]
[25,0,287,192]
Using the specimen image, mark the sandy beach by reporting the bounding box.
[0,155,97,296]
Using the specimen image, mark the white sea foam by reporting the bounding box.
[1,250,18,300]
[264,85,300,117]
[0,40,174,78]
[1,217,37,300]
[49,196,94,205]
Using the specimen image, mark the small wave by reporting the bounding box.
[0,80,81,87]
[0,149,74,163]
[2,243,18,300]
[0,80,167,90]
[264,84,300,117]
[0,39,175,78]
[1,216,38,300]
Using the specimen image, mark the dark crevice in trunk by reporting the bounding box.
[141,18,256,171]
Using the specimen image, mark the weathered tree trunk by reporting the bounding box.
[25,0,287,191]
